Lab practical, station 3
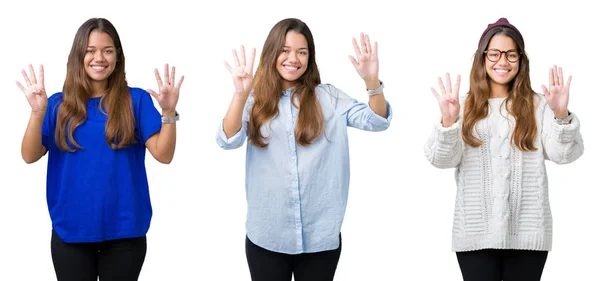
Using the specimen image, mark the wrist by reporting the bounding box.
[162,110,177,117]
[365,79,380,90]
[366,80,384,96]
[441,116,457,128]
[553,109,569,119]
[554,110,573,125]
[31,110,46,120]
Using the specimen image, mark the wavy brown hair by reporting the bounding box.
[56,18,135,151]
[250,18,323,147]
[463,26,537,151]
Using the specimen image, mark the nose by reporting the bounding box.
[93,50,105,62]
[287,51,299,63]
[497,52,510,64]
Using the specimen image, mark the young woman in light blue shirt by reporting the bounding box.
[216,18,392,281]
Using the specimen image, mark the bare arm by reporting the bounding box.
[146,64,184,164]
[222,45,256,139]
[22,112,47,163]
[17,64,48,164]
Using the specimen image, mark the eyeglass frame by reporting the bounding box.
[483,49,522,63]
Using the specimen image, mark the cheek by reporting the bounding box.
[83,54,92,65]
[276,53,287,64]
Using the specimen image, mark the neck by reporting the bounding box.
[490,82,509,98]
[281,80,296,92]
[90,80,107,98]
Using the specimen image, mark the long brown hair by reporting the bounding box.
[462,26,537,151]
[56,18,135,151]
[250,18,323,147]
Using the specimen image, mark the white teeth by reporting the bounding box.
[284,65,299,70]
[495,69,509,73]
[91,66,106,70]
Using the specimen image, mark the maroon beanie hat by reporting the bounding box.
[479,17,522,45]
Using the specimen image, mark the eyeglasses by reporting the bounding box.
[484,49,522,63]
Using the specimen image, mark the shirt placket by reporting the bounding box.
[283,92,303,252]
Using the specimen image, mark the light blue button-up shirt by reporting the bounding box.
[216,84,392,254]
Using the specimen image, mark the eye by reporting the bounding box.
[104,49,114,54]
[299,51,308,55]
[282,49,290,53]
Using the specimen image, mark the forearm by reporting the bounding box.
[365,79,387,118]
[223,96,247,138]
[22,111,46,163]
[368,94,387,118]
[153,110,177,164]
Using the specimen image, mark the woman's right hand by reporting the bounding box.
[431,73,461,127]
[224,45,256,100]
[16,64,48,116]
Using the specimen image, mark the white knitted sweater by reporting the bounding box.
[424,94,584,252]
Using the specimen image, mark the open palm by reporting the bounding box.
[225,45,255,99]
[349,33,379,83]
[147,64,184,113]
[431,73,461,126]
[541,65,571,117]
[16,64,48,114]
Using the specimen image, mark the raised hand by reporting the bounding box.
[349,33,379,84]
[147,64,184,115]
[224,45,256,99]
[16,64,48,115]
[541,65,571,118]
[431,73,461,127]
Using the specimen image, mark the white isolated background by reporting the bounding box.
[0,0,597,280]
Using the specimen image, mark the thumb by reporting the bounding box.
[147,89,159,100]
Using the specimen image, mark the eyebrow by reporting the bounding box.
[283,46,308,50]
[86,46,116,49]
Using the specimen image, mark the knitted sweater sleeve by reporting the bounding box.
[424,117,463,169]
[540,100,584,164]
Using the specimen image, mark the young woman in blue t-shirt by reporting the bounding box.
[17,17,183,281]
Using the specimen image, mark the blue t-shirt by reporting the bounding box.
[41,87,162,243]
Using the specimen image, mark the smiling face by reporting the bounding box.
[276,30,309,90]
[84,30,117,91]
[485,33,519,90]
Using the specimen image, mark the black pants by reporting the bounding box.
[245,234,342,281]
[51,230,147,281]
[456,249,548,281]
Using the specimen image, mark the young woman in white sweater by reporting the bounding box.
[425,18,584,281]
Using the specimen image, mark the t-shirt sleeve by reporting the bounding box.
[138,90,162,143]
[41,96,56,150]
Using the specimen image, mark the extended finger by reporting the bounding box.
[154,68,163,87]
[437,77,447,95]
[240,45,246,66]
[170,66,176,86]
[246,48,256,74]
[453,75,461,99]
[445,73,452,95]
[352,38,361,58]
[29,64,37,85]
[176,75,185,89]
[365,34,372,54]
[164,64,170,85]
[21,69,32,86]
[39,64,45,88]
[558,66,564,86]
[232,49,240,67]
